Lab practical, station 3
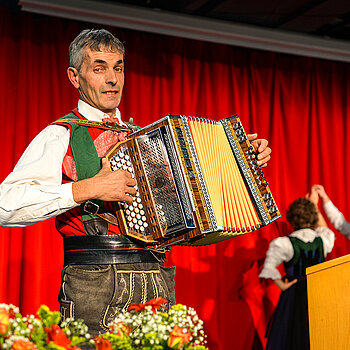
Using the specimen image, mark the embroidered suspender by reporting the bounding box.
[55,114,104,222]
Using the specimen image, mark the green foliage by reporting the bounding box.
[37,305,61,328]
[29,326,48,349]
[101,332,133,350]
[46,343,66,350]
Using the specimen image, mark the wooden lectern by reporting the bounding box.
[306,254,350,350]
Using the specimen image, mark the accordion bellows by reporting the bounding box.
[106,115,280,248]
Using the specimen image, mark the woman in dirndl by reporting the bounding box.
[259,191,335,350]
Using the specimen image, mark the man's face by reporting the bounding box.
[72,48,124,117]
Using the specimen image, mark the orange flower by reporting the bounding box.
[94,336,113,350]
[168,325,192,349]
[128,297,168,314]
[11,339,37,350]
[0,307,9,335]
[45,324,71,349]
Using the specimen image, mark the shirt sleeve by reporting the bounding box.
[323,201,350,239]
[315,226,335,256]
[0,125,79,227]
[259,237,294,280]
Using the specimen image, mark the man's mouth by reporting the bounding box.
[102,91,118,95]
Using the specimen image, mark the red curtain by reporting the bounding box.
[1,6,350,350]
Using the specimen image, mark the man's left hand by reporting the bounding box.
[247,133,271,168]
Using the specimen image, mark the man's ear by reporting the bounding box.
[67,67,80,89]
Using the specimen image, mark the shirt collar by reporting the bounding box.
[289,228,318,242]
[77,100,122,124]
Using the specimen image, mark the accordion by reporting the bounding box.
[106,115,280,248]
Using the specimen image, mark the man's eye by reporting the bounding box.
[94,67,102,72]
[115,67,123,72]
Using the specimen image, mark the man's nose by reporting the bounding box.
[105,70,118,85]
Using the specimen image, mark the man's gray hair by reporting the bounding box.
[69,29,125,71]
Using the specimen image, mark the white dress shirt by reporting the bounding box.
[323,201,350,239]
[259,227,335,280]
[0,100,122,227]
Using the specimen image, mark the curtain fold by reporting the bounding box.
[1,6,349,350]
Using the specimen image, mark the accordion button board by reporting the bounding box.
[105,115,280,247]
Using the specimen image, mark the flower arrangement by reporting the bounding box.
[0,298,208,350]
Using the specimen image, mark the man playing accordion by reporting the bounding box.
[0,29,272,333]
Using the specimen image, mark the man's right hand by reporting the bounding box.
[72,158,137,205]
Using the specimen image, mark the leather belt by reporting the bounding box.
[63,235,166,266]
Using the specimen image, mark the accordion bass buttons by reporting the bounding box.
[236,130,274,208]
[263,193,272,200]
[235,128,243,136]
[232,121,247,143]
[262,194,277,213]
[232,121,242,130]
[269,205,278,213]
